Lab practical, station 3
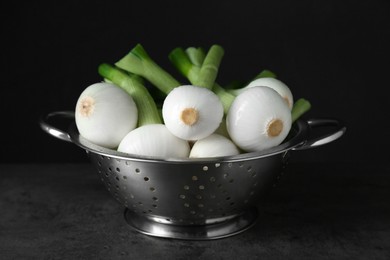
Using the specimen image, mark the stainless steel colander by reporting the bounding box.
[40,111,346,240]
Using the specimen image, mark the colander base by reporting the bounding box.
[124,208,258,240]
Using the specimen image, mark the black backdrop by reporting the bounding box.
[2,0,389,163]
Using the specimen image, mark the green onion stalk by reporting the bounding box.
[291,98,311,123]
[193,45,225,89]
[170,47,312,122]
[185,47,205,67]
[98,63,162,126]
[253,69,277,80]
[115,44,181,95]
[169,46,236,114]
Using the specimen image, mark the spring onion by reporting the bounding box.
[98,63,162,126]
[226,86,292,152]
[76,43,313,159]
[75,82,138,149]
[168,46,236,113]
[162,85,224,141]
[115,44,180,94]
[291,98,311,123]
[118,124,190,158]
[230,77,294,110]
[192,45,224,89]
[185,47,206,67]
[189,134,240,158]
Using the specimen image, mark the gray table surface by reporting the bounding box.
[1,162,389,259]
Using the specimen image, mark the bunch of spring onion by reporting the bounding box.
[75,44,311,159]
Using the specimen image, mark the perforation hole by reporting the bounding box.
[144,177,150,181]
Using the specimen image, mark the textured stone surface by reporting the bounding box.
[1,163,389,259]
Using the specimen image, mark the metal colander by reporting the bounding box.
[40,111,346,240]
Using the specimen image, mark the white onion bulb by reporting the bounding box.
[162,85,224,141]
[189,134,240,158]
[118,124,190,159]
[75,82,138,149]
[239,78,294,110]
[226,86,292,152]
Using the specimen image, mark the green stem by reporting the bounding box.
[253,69,277,80]
[291,98,311,123]
[212,83,236,113]
[98,63,162,126]
[193,45,224,89]
[169,46,235,113]
[168,47,199,83]
[115,44,180,95]
[168,47,235,114]
[185,47,206,67]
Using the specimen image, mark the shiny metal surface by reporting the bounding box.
[40,111,346,240]
[124,207,259,240]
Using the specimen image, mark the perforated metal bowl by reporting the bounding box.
[40,111,346,240]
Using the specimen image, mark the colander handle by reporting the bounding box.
[39,111,75,143]
[292,118,346,150]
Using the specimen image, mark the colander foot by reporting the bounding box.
[124,208,258,240]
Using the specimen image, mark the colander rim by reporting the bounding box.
[67,119,309,163]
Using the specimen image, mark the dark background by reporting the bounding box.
[2,0,389,164]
